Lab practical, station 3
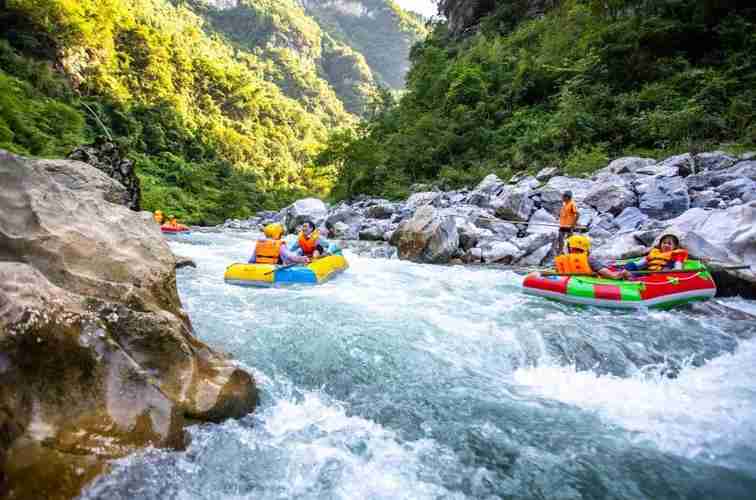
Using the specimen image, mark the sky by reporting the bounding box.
[394,0,438,18]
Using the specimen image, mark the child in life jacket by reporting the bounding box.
[291,220,329,259]
[554,235,631,279]
[248,223,309,265]
[624,232,687,272]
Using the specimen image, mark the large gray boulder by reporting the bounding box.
[283,198,328,233]
[527,208,558,235]
[613,207,649,233]
[0,150,257,499]
[596,156,655,175]
[490,185,534,221]
[694,151,737,171]
[731,160,756,180]
[690,189,726,209]
[636,175,690,220]
[465,173,506,207]
[716,178,756,202]
[584,174,637,215]
[389,206,459,263]
[474,215,518,239]
[365,202,396,219]
[476,238,524,264]
[326,207,364,240]
[592,233,647,262]
[536,176,595,216]
[359,220,392,241]
[406,191,442,210]
[684,170,738,191]
[665,203,756,297]
[535,166,559,181]
[641,153,695,177]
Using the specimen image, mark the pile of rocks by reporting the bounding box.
[226,151,756,297]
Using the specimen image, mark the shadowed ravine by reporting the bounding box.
[81,230,756,499]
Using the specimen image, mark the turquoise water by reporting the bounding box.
[81,231,756,499]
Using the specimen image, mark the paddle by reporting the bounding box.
[476,215,588,231]
[537,266,750,277]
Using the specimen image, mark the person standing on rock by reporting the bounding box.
[555,191,579,255]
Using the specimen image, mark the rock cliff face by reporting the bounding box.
[440,0,558,36]
[67,138,141,211]
[0,150,258,500]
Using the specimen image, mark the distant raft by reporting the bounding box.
[161,224,191,234]
[224,254,349,287]
[522,260,716,309]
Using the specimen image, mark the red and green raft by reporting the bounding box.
[522,260,716,309]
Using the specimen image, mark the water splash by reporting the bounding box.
[81,231,756,499]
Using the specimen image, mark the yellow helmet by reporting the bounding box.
[567,234,591,252]
[155,210,163,215]
[263,223,284,239]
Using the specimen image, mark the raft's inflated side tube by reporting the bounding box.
[522,260,716,309]
[161,224,191,234]
[224,254,349,287]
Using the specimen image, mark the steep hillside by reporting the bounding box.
[302,0,428,88]
[322,0,756,199]
[192,0,379,116]
[0,0,425,224]
[0,0,348,224]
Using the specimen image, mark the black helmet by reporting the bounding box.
[562,191,573,199]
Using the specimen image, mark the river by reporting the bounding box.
[81,230,756,499]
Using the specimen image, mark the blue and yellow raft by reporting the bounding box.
[224,254,349,287]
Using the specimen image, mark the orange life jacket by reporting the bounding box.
[255,239,283,264]
[298,230,319,256]
[555,253,592,274]
[559,200,577,228]
[647,248,688,271]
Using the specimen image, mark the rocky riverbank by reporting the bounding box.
[0,150,258,499]
[225,151,756,298]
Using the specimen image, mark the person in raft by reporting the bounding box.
[623,231,688,272]
[153,210,164,224]
[164,215,179,228]
[248,223,310,265]
[555,191,579,255]
[291,220,329,259]
[554,235,631,279]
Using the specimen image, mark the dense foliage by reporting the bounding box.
[324,0,756,199]
[0,0,423,224]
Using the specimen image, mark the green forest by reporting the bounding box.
[0,0,425,224]
[5,0,753,221]
[323,0,756,200]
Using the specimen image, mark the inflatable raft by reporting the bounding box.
[161,224,191,234]
[522,260,716,309]
[224,254,349,287]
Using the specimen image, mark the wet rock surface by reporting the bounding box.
[0,150,257,499]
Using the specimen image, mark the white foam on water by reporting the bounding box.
[514,334,756,470]
[237,391,462,500]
